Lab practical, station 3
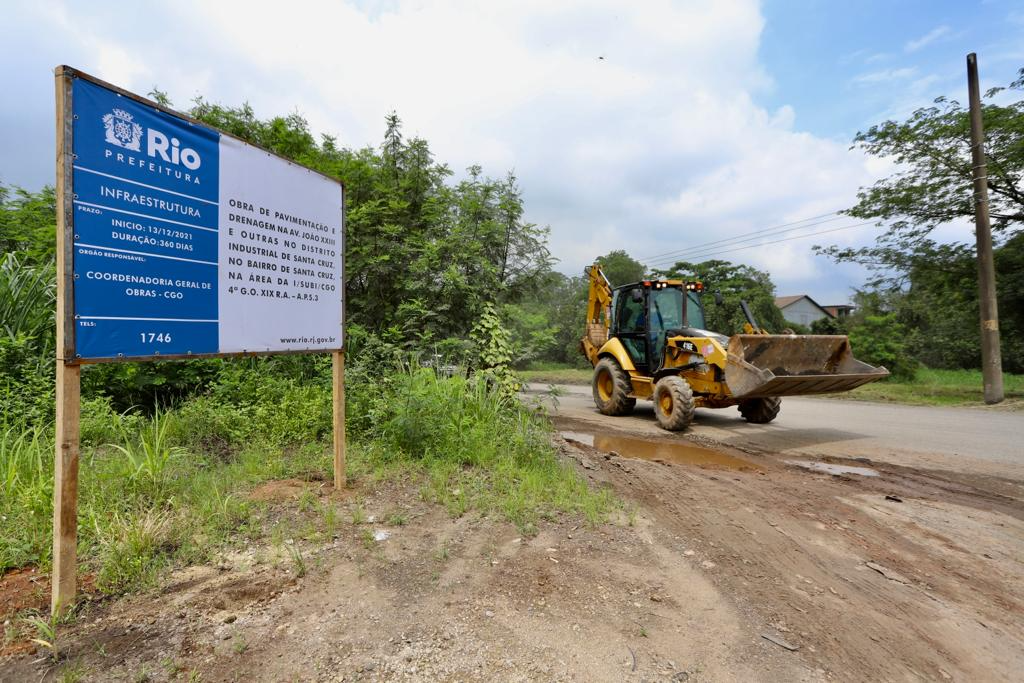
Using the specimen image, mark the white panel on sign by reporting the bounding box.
[217,137,344,353]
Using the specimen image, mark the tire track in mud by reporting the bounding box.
[556,416,1024,682]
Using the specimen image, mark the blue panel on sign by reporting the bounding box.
[71,201,218,264]
[75,318,218,360]
[72,167,218,230]
[71,77,221,359]
[72,79,219,203]
[74,246,217,319]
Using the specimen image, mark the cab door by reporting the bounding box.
[613,285,649,372]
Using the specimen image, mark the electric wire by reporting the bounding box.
[639,210,843,264]
[644,215,851,267]
[648,221,878,268]
[644,213,846,266]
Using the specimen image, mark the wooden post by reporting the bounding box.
[52,365,80,614]
[332,350,346,488]
[52,66,80,614]
[966,53,1004,404]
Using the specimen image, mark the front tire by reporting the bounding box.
[652,376,696,431]
[738,397,781,424]
[592,358,636,416]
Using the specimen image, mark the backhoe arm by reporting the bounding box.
[581,264,613,365]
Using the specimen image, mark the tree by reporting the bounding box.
[0,185,57,265]
[595,250,645,287]
[182,103,553,343]
[817,67,1024,373]
[652,259,786,334]
[818,67,1023,281]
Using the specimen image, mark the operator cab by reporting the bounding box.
[611,279,709,373]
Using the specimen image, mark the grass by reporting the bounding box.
[0,401,334,584]
[0,363,617,603]
[824,368,1024,408]
[519,362,592,386]
[380,368,616,530]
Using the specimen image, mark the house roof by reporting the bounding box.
[774,295,805,309]
[774,294,834,318]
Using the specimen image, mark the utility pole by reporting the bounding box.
[966,53,1004,404]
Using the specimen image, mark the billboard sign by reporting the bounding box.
[67,73,343,360]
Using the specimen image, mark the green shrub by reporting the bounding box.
[164,395,248,461]
[93,511,173,594]
[0,425,53,571]
[810,316,847,335]
[82,359,223,413]
[848,313,917,380]
[0,336,54,427]
[375,367,613,528]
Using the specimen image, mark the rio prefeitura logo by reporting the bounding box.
[102,108,143,152]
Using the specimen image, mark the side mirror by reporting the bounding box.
[713,290,724,306]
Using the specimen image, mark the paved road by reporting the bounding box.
[528,383,1024,475]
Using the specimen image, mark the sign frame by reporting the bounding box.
[52,65,348,614]
[56,65,346,364]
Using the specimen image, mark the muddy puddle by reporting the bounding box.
[785,460,879,477]
[561,431,760,471]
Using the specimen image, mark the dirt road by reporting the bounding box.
[4,390,1023,682]
[529,383,1024,475]
[532,384,1024,681]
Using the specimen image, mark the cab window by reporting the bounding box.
[616,286,645,333]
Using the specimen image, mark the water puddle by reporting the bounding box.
[785,460,879,477]
[560,431,759,471]
[560,431,595,446]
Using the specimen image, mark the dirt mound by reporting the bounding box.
[246,478,316,502]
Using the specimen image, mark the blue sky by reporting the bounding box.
[1,1,1022,304]
[759,1,1023,141]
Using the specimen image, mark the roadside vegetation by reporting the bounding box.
[828,368,1024,408]
[1,337,614,595]
[519,362,592,386]
[0,102,616,608]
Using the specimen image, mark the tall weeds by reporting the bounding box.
[373,368,614,528]
[0,425,53,570]
[0,253,55,346]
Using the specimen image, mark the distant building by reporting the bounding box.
[822,304,855,320]
[774,294,833,326]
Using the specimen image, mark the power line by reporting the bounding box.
[648,221,878,267]
[644,212,844,265]
[645,215,849,267]
[639,210,843,264]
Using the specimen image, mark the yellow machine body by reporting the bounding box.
[580,264,889,413]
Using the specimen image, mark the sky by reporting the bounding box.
[1,0,1022,304]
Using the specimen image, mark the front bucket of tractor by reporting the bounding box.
[724,334,889,399]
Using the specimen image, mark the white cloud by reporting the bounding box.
[905,25,950,53]
[852,67,918,85]
[1,0,888,303]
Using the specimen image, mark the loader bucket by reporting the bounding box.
[724,334,889,399]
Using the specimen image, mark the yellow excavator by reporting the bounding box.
[580,264,889,430]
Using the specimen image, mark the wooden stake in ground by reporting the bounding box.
[966,52,1004,404]
[52,364,80,614]
[333,349,346,489]
[52,66,81,615]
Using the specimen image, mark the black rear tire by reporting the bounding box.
[592,358,636,416]
[652,376,696,431]
[738,397,782,424]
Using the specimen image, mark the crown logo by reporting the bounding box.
[102,108,143,152]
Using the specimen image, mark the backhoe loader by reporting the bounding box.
[580,264,889,431]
